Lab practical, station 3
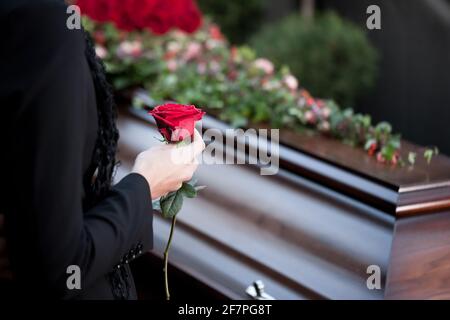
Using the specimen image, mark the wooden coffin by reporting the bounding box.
[116,105,450,300]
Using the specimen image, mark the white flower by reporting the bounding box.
[253,58,274,74]
[205,39,222,50]
[167,41,182,54]
[322,106,331,118]
[262,79,281,91]
[95,45,107,59]
[319,121,330,132]
[283,74,298,91]
[116,40,143,58]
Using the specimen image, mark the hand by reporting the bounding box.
[0,214,13,281]
[132,129,205,200]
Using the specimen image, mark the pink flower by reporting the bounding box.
[183,42,202,61]
[116,40,143,58]
[209,24,224,40]
[319,121,330,132]
[322,106,331,118]
[305,110,316,124]
[167,60,178,72]
[197,62,207,74]
[253,58,274,75]
[306,98,316,106]
[376,152,386,163]
[95,45,108,59]
[391,152,400,165]
[283,74,298,91]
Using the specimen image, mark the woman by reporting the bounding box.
[0,0,204,299]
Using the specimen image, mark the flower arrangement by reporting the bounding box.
[82,13,438,165]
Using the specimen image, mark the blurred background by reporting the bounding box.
[198,0,450,155]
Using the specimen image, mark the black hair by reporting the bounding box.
[82,29,119,205]
[83,29,131,299]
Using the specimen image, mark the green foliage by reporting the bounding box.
[197,0,264,44]
[154,180,204,219]
[424,147,439,164]
[250,12,378,107]
[85,16,438,166]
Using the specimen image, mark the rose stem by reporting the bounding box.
[163,216,177,301]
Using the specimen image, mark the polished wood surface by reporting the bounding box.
[130,101,450,217]
[385,210,450,299]
[257,124,450,217]
[117,108,394,299]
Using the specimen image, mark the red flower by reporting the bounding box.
[93,30,106,45]
[209,24,224,40]
[78,0,202,34]
[391,152,400,165]
[76,0,118,23]
[135,0,174,34]
[110,0,138,31]
[173,0,203,33]
[149,103,205,142]
[367,142,377,156]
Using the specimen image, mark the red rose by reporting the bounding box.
[173,0,202,33]
[76,0,118,23]
[78,0,203,34]
[144,1,174,35]
[149,103,205,142]
[367,142,378,156]
[110,1,137,32]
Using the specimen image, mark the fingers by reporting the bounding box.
[173,182,183,192]
[183,163,198,181]
[168,129,205,164]
[192,129,206,157]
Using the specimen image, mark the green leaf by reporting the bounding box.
[160,191,184,219]
[408,152,417,165]
[424,149,434,164]
[152,199,161,212]
[381,144,396,161]
[375,122,392,134]
[180,182,197,198]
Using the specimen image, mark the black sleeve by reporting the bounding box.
[0,1,153,298]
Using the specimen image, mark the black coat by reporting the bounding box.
[0,0,153,299]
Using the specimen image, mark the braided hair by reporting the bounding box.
[82,29,120,206]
